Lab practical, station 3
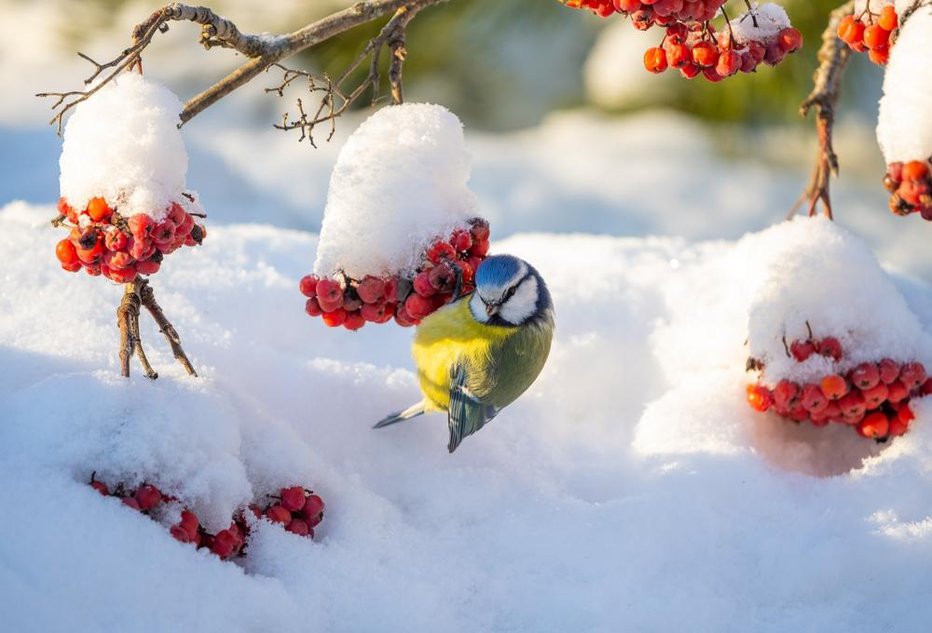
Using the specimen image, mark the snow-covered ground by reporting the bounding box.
[4,42,932,632]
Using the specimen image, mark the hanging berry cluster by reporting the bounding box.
[561,1,803,81]
[54,196,206,284]
[884,159,932,219]
[745,331,929,441]
[300,218,490,330]
[837,1,899,65]
[90,476,324,561]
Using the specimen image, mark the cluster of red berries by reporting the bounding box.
[643,21,802,81]
[90,476,324,560]
[837,4,898,65]
[746,334,929,440]
[251,486,325,539]
[54,196,206,284]
[300,218,490,330]
[884,160,932,219]
[565,0,725,24]
[561,1,802,82]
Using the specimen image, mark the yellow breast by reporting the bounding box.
[412,298,512,411]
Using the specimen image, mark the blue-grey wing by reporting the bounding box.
[447,363,499,453]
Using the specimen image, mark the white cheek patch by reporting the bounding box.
[500,275,538,325]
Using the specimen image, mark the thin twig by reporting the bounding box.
[791,0,855,221]
[139,280,197,377]
[266,3,424,144]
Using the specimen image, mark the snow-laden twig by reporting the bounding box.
[792,0,855,220]
[37,0,450,136]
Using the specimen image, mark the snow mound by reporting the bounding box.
[877,4,932,164]
[732,2,791,44]
[7,202,932,629]
[635,217,932,476]
[313,103,479,278]
[59,72,187,222]
[747,217,928,384]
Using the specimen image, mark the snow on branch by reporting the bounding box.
[37,0,449,136]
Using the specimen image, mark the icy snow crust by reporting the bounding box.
[5,202,932,630]
[732,2,791,44]
[877,4,932,164]
[313,103,478,278]
[59,72,187,222]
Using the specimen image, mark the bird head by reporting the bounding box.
[469,255,552,327]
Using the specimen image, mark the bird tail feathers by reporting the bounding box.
[373,401,427,429]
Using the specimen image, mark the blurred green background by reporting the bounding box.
[40,0,882,131]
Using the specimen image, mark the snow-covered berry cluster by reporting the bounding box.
[301,218,490,330]
[90,476,324,560]
[837,1,898,65]
[54,196,205,283]
[746,332,929,440]
[563,1,802,81]
[251,486,325,539]
[884,159,932,218]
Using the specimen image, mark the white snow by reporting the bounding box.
[876,4,932,165]
[732,2,792,44]
[5,193,932,629]
[59,72,188,221]
[313,103,478,278]
[746,217,930,384]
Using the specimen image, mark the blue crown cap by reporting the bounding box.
[475,254,525,287]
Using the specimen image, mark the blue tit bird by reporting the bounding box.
[374,254,554,453]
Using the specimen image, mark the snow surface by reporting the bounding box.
[732,2,792,44]
[59,72,187,221]
[876,3,932,165]
[5,193,932,630]
[313,103,478,278]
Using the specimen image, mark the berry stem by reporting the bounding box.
[720,6,736,44]
[742,0,759,28]
[791,0,855,221]
[139,280,198,377]
[117,279,195,379]
[117,281,157,379]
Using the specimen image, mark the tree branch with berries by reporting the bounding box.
[40,0,450,379]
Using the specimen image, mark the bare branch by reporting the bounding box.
[179,0,448,126]
[791,0,855,220]
[37,0,449,136]
[264,3,426,145]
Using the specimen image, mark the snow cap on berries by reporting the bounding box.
[746,218,930,385]
[314,103,479,278]
[876,5,932,164]
[59,72,187,222]
[732,3,792,44]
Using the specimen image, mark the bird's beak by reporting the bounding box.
[485,301,499,317]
